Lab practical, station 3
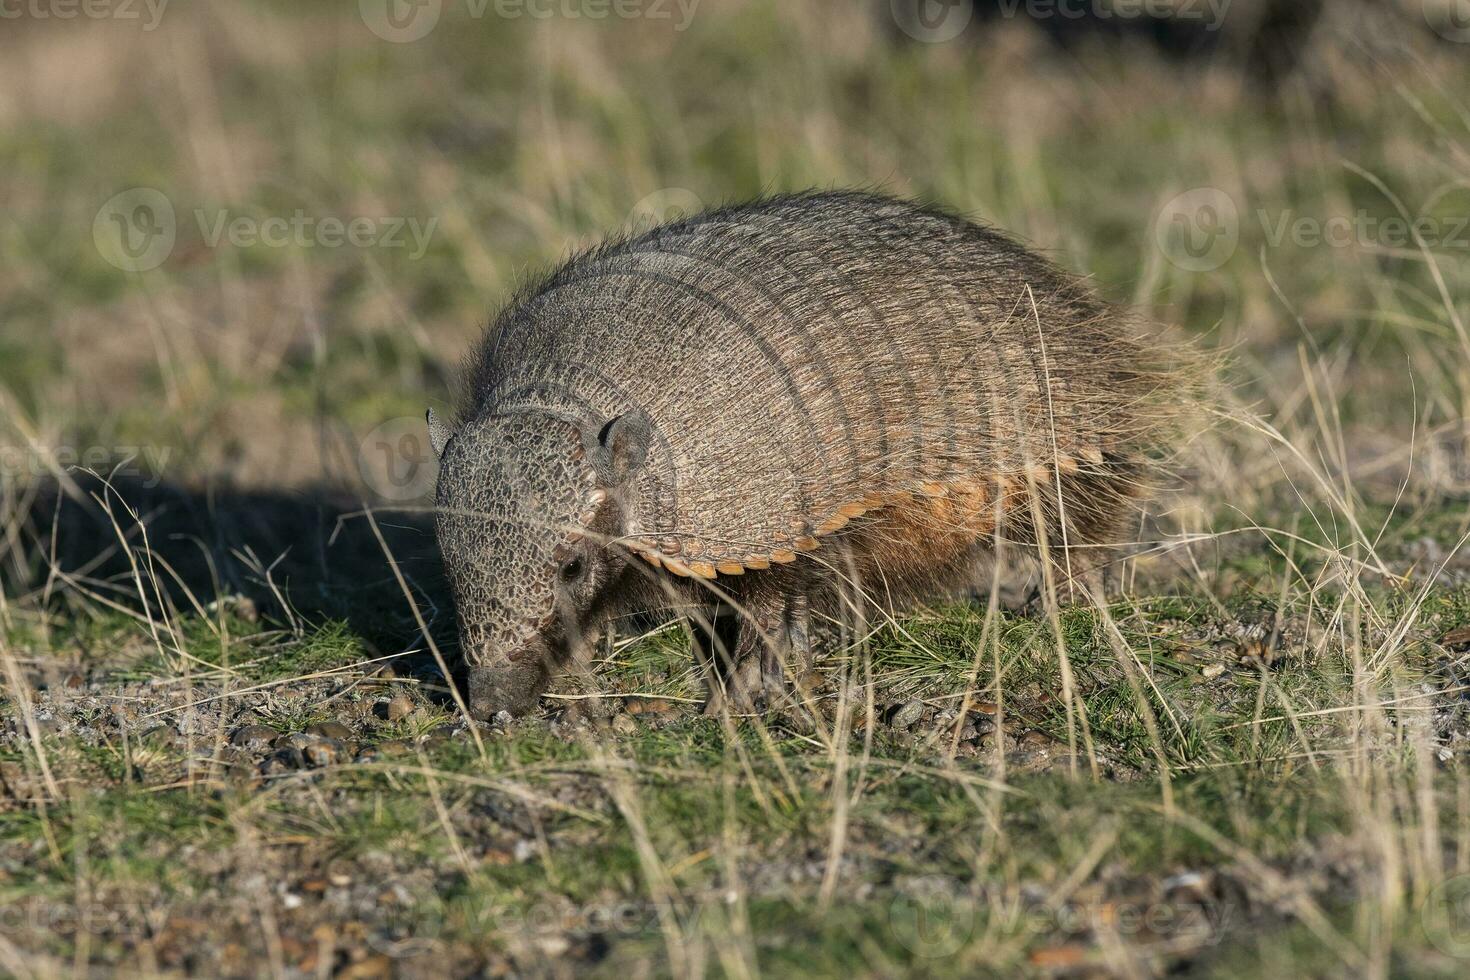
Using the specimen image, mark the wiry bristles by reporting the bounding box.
[440,190,1206,715]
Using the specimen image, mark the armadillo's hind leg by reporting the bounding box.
[782,592,812,677]
[763,591,823,708]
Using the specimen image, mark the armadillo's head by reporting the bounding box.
[428,406,652,720]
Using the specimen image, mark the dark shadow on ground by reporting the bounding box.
[0,472,453,666]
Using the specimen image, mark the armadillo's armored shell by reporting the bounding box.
[472,192,1169,576]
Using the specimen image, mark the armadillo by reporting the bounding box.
[427,190,1183,718]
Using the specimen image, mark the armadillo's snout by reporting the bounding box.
[466,657,551,720]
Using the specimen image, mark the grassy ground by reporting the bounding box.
[5,1,1470,976]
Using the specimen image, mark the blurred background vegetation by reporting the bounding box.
[5,1,1470,976]
[0,0,1464,498]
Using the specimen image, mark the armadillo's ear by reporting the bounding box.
[592,409,653,484]
[426,407,455,459]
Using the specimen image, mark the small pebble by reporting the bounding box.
[375,696,413,722]
[978,731,1020,753]
[1020,730,1057,749]
[889,700,925,730]
[307,721,352,740]
[230,725,279,752]
[302,737,342,768]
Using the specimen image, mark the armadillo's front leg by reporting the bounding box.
[690,606,735,715]
[702,624,765,716]
[731,593,814,712]
[701,595,784,716]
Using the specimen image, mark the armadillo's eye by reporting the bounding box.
[559,556,585,582]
